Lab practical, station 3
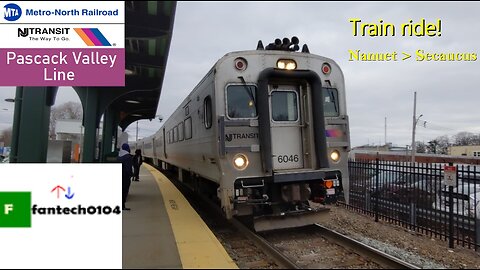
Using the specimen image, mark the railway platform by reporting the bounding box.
[122,164,237,269]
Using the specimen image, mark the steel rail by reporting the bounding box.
[314,224,420,269]
[230,217,300,269]
[160,167,300,269]
[157,166,415,269]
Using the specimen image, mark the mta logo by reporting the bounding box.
[3,3,21,21]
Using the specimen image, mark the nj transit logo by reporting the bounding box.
[74,28,112,46]
[3,3,22,21]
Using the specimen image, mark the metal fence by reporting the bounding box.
[343,159,480,251]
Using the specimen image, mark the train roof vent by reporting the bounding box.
[258,36,308,53]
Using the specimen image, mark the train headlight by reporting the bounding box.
[277,59,297,70]
[322,63,331,74]
[330,150,340,162]
[234,57,248,71]
[233,154,249,170]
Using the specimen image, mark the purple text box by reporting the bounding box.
[0,48,125,86]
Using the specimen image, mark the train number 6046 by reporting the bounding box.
[277,154,299,163]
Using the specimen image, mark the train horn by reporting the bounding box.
[281,37,291,49]
[302,44,310,53]
[257,40,264,50]
[263,36,303,52]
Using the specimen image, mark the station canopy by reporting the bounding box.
[74,1,176,130]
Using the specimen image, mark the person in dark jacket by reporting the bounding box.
[132,149,143,181]
[118,143,133,210]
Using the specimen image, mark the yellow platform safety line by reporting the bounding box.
[145,164,238,269]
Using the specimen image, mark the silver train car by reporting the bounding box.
[135,37,350,231]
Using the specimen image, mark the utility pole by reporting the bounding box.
[411,92,417,163]
[136,121,138,141]
[384,116,387,146]
[411,92,423,163]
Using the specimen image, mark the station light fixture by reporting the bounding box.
[125,100,141,104]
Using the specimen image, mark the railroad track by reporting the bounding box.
[312,224,420,269]
[158,166,419,269]
[230,217,300,269]
[160,168,283,268]
[235,219,419,269]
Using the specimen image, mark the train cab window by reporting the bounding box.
[178,122,184,141]
[185,117,192,139]
[226,85,257,119]
[204,96,213,129]
[323,88,339,117]
[271,91,298,121]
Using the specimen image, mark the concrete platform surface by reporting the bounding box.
[122,164,237,269]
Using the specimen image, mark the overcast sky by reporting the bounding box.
[1,1,479,148]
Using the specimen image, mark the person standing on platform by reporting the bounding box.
[118,143,133,211]
[132,149,143,181]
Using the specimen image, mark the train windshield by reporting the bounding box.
[227,85,257,118]
[271,91,298,121]
[323,88,339,117]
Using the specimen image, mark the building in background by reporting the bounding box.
[449,145,480,157]
[54,119,103,162]
[54,119,128,162]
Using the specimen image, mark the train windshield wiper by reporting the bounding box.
[329,89,338,114]
[238,76,257,109]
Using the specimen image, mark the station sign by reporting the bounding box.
[0,1,125,86]
[444,165,457,187]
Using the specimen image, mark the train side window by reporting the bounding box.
[323,88,339,117]
[173,126,178,142]
[185,117,192,139]
[226,85,257,119]
[169,129,173,144]
[178,122,184,141]
[204,96,212,129]
[271,91,298,121]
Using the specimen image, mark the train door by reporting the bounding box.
[269,85,304,170]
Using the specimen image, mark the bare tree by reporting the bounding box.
[49,102,83,139]
[434,135,450,154]
[453,131,478,146]
[427,140,439,154]
[416,141,427,153]
[1,127,12,146]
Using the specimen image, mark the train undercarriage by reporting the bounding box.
[233,173,343,231]
[149,159,343,231]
